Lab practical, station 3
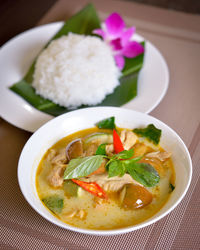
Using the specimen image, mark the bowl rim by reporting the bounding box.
[18,107,192,235]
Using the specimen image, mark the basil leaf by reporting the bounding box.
[126,163,160,187]
[170,183,175,192]
[63,155,104,179]
[96,143,107,155]
[42,196,63,214]
[115,149,134,160]
[108,160,126,178]
[133,124,162,145]
[96,117,115,129]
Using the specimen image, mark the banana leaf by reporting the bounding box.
[10,3,145,116]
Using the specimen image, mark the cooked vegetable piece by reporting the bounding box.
[126,163,160,187]
[113,129,124,153]
[66,139,83,161]
[63,180,79,197]
[96,117,115,129]
[42,196,63,214]
[63,155,104,179]
[85,143,98,156]
[134,124,161,145]
[123,184,152,209]
[71,179,107,199]
[95,143,107,155]
[84,133,113,144]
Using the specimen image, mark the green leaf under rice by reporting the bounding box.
[9,4,145,116]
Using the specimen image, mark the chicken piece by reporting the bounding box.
[47,164,66,187]
[84,143,98,156]
[93,196,108,208]
[119,186,127,205]
[46,149,57,162]
[145,151,172,161]
[51,148,67,165]
[66,139,84,160]
[63,210,78,218]
[89,159,107,176]
[123,184,153,209]
[132,143,150,157]
[77,209,87,220]
[120,130,138,150]
[105,144,114,156]
[63,209,86,220]
[81,173,142,192]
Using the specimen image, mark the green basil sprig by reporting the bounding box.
[63,147,160,187]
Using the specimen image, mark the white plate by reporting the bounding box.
[0,22,169,132]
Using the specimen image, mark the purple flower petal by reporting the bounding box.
[122,41,144,58]
[93,28,106,39]
[105,13,125,38]
[110,38,123,51]
[121,27,136,46]
[114,54,125,70]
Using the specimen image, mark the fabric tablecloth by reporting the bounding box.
[0,0,200,249]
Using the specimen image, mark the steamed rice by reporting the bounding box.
[32,33,121,108]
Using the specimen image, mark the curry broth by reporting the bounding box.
[36,127,175,230]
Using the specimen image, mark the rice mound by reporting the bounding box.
[32,33,121,108]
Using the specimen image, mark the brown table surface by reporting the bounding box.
[0,0,200,249]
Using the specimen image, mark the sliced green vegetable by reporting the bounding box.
[126,163,160,187]
[134,124,162,145]
[63,155,104,179]
[170,183,175,192]
[95,143,107,155]
[63,180,79,197]
[96,117,116,129]
[42,196,63,214]
[84,133,113,144]
[9,4,145,116]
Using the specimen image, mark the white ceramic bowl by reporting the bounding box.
[18,107,192,235]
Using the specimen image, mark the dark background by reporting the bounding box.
[0,0,199,47]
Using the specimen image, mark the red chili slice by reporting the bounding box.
[72,179,107,199]
[113,129,124,153]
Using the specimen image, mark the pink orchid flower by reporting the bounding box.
[93,13,144,70]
